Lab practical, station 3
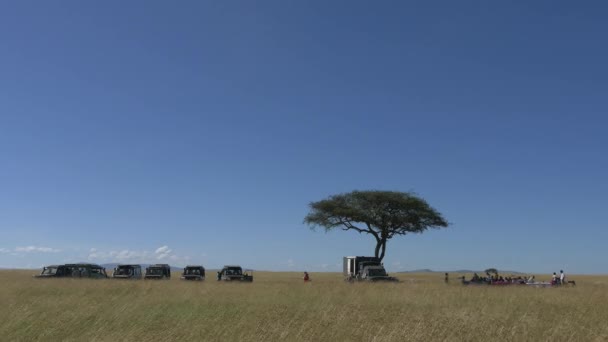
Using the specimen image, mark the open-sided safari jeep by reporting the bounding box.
[144,264,171,279]
[112,264,143,279]
[343,256,398,282]
[217,265,253,282]
[181,265,206,281]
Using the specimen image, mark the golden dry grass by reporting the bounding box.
[1,270,607,341]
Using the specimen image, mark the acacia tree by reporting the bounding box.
[304,190,448,261]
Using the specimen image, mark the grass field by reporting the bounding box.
[1,270,607,341]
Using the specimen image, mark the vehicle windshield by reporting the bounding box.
[368,268,388,277]
[185,268,201,275]
[67,266,90,277]
[147,268,164,275]
[91,268,104,276]
[224,268,242,275]
[116,267,133,275]
[42,267,57,275]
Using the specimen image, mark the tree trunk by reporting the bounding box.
[374,239,382,259]
[374,236,389,261]
[379,239,387,261]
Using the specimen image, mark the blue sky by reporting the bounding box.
[1,1,607,274]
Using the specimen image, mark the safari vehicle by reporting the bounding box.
[181,265,205,281]
[112,264,142,279]
[343,256,398,282]
[144,264,171,279]
[35,263,108,279]
[35,264,67,278]
[217,265,253,282]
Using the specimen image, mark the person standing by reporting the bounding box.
[560,270,565,285]
[444,273,449,284]
[303,271,310,282]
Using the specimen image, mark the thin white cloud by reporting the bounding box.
[155,245,173,260]
[112,250,150,261]
[87,249,150,263]
[0,248,10,254]
[86,246,190,266]
[15,246,61,253]
[87,251,99,260]
[155,246,171,254]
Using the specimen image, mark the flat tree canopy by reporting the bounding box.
[304,190,448,261]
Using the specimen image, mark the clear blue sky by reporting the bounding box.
[1,1,607,274]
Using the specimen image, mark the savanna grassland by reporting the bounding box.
[1,270,607,342]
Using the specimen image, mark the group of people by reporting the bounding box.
[452,269,573,286]
[467,272,530,284]
[551,270,568,285]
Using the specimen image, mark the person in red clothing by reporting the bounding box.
[303,271,310,282]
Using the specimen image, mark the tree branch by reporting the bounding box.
[366,223,381,242]
[339,219,371,235]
